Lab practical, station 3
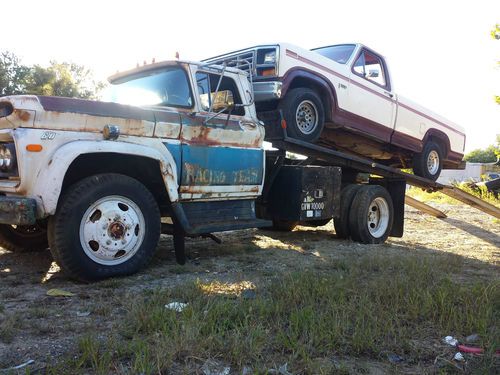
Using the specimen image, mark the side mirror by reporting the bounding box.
[367,69,379,78]
[200,90,235,112]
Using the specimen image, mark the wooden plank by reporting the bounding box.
[405,195,447,218]
[441,186,500,219]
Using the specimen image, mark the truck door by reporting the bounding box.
[345,48,396,142]
[178,68,265,201]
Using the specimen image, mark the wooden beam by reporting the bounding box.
[405,195,447,218]
[440,186,500,219]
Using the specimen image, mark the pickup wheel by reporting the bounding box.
[412,141,443,181]
[279,88,325,142]
[0,223,48,252]
[348,185,394,244]
[48,174,161,281]
[333,184,362,239]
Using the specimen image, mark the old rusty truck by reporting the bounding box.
[0,58,456,281]
[205,43,466,181]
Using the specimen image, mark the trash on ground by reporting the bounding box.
[201,360,230,375]
[165,302,188,312]
[76,311,91,317]
[465,334,480,343]
[242,366,253,375]
[443,336,458,346]
[46,289,75,297]
[453,352,465,362]
[387,353,404,363]
[1,359,34,372]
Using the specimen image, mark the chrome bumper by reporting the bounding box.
[253,81,282,102]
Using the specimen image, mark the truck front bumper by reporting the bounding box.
[253,81,282,102]
[0,196,37,225]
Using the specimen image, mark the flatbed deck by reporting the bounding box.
[260,110,500,220]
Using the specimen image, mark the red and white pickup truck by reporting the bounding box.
[205,43,466,180]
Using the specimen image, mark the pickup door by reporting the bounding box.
[345,48,396,142]
[178,68,265,201]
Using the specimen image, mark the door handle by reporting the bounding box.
[239,120,257,130]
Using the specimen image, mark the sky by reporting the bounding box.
[2,0,499,152]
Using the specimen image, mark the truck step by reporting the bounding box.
[189,218,272,235]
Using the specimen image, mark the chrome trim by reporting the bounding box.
[252,81,282,102]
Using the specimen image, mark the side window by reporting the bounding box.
[195,72,245,116]
[353,50,388,88]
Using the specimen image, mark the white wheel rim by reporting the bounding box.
[366,197,390,238]
[427,150,440,175]
[79,195,145,266]
[295,100,318,135]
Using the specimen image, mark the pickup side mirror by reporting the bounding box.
[200,90,235,112]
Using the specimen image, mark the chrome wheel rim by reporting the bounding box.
[366,197,390,238]
[427,150,440,175]
[295,100,318,135]
[79,195,145,266]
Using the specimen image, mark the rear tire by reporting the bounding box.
[348,185,393,244]
[0,223,48,252]
[333,184,362,239]
[413,141,443,181]
[279,88,325,142]
[48,174,161,281]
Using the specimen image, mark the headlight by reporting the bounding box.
[264,51,276,64]
[0,144,17,172]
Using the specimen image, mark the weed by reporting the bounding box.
[69,253,499,374]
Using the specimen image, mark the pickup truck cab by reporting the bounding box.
[204,43,466,180]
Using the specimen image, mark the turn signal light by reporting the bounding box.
[26,144,43,152]
[261,68,276,76]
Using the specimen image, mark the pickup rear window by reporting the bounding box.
[312,44,356,64]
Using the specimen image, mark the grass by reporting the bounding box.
[57,252,499,374]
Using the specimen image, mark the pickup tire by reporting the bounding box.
[48,174,161,281]
[0,223,48,252]
[412,141,443,181]
[279,88,325,142]
[348,185,394,244]
[333,184,362,239]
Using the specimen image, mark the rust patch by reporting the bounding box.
[14,109,31,122]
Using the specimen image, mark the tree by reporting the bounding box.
[0,51,104,99]
[0,51,30,96]
[492,24,500,104]
[464,145,498,163]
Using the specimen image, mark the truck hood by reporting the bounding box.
[0,95,161,137]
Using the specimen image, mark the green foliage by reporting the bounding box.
[0,51,30,96]
[0,51,104,99]
[464,144,498,163]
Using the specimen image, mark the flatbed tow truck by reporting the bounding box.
[0,59,498,281]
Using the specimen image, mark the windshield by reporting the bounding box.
[104,66,193,107]
[312,44,356,64]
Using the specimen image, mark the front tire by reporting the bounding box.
[279,88,325,142]
[0,223,48,252]
[413,141,443,181]
[348,185,394,244]
[48,174,161,281]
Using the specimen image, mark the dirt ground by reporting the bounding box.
[0,203,498,374]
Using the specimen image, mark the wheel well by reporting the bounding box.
[62,153,172,214]
[427,135,449,158]
[288,78,333,121]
